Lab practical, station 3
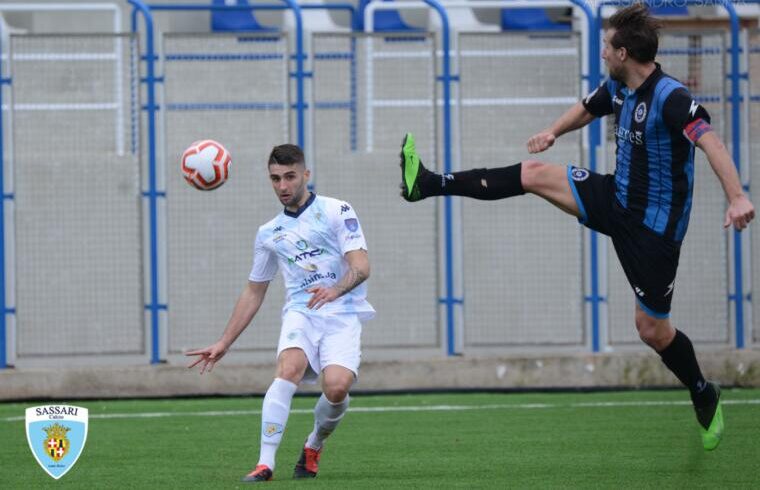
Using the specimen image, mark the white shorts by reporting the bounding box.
[277,310,363,384]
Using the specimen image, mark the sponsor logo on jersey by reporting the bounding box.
[295,239,309,251]
[614,125,644,145]
[340,204,351,214]
[288,248,326,267]
[300,271,337,289]
[612,94,624,106]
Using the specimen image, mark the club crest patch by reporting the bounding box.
[263,422,284,437]
[344,218,358,232]
[571,168,590,182]
[26,405,88,480]
[635,102,647,123]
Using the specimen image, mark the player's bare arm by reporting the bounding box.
[307,249,370,310]
[186,280,270,373]
[527,101,596,153]
[695,131,756,231]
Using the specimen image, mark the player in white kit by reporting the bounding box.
[186,144,374,483]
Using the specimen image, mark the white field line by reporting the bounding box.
[3,399,759,423]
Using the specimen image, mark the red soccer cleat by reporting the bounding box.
[241,464,273,483]
[293,445,321,478]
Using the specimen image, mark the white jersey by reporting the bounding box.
[249,194,375,320]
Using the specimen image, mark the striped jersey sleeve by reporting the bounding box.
[582,79,616,117]
[662,88,712,143]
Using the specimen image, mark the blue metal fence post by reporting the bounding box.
[724,0,745,348]
[129,0,162,364]
[422,0,458,355]
[282,0,306,148]
[584,3,602,353]
[0,29,8,368]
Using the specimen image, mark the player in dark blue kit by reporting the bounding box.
[399,4,754,450]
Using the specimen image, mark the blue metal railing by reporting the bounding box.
[128,0,161,364]
[359,0,599,354]
[0,37,8,368]
[128,0,358,363]
[140,2,308,149]
[1,1,749,367]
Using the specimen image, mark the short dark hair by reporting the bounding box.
[268,144,305,166]
[608,3,661,63]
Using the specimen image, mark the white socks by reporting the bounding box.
[258,377,298,470]
[305,393,350,450]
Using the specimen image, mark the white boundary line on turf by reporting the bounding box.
[2,399,759,423]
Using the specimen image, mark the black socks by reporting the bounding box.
[659,329,716,410]
[421,163,526,200]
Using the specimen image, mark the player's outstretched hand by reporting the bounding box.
[724,195,755,231]
[527,131,556,154]
[185,340,229,374]
[306,286,341,310]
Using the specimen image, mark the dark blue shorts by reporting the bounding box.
[567,166,681,318]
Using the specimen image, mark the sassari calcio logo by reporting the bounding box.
[25,405,88,479]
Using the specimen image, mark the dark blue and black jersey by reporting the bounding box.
[582,64,711,242]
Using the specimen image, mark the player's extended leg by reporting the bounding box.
[634,304,724,450]
[243,348,308,483]
[399,133,581,218]
[294,365,354,479]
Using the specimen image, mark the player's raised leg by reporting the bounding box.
[400,133,581,218]
[635,304,723,450]
[243,348,307,483]
[294,365,354,479]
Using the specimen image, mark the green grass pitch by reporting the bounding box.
[1,389,759,488]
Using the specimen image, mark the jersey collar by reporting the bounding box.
[283,192,316,218]
[621,63,663,97]
[634,62,662,94]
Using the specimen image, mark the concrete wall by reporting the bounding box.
[2,350,759,400]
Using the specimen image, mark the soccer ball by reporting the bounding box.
[180,139,231,191]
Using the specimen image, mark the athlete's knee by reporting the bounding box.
[276,365,303,384]
[276,362,306,384]
[322,369,353,403]
[635,311,673,350]
[276,348,308,382]
[322,383,349,404]
[520,159,548,192]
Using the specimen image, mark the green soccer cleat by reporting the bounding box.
[400,133,432,202]
[695,382,723,451]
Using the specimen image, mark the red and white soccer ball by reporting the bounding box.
[180,139,231,191]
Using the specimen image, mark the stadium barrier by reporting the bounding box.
[0,0,754,369]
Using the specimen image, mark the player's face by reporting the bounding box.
[602,29,625,81]
[269,163,311,209]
